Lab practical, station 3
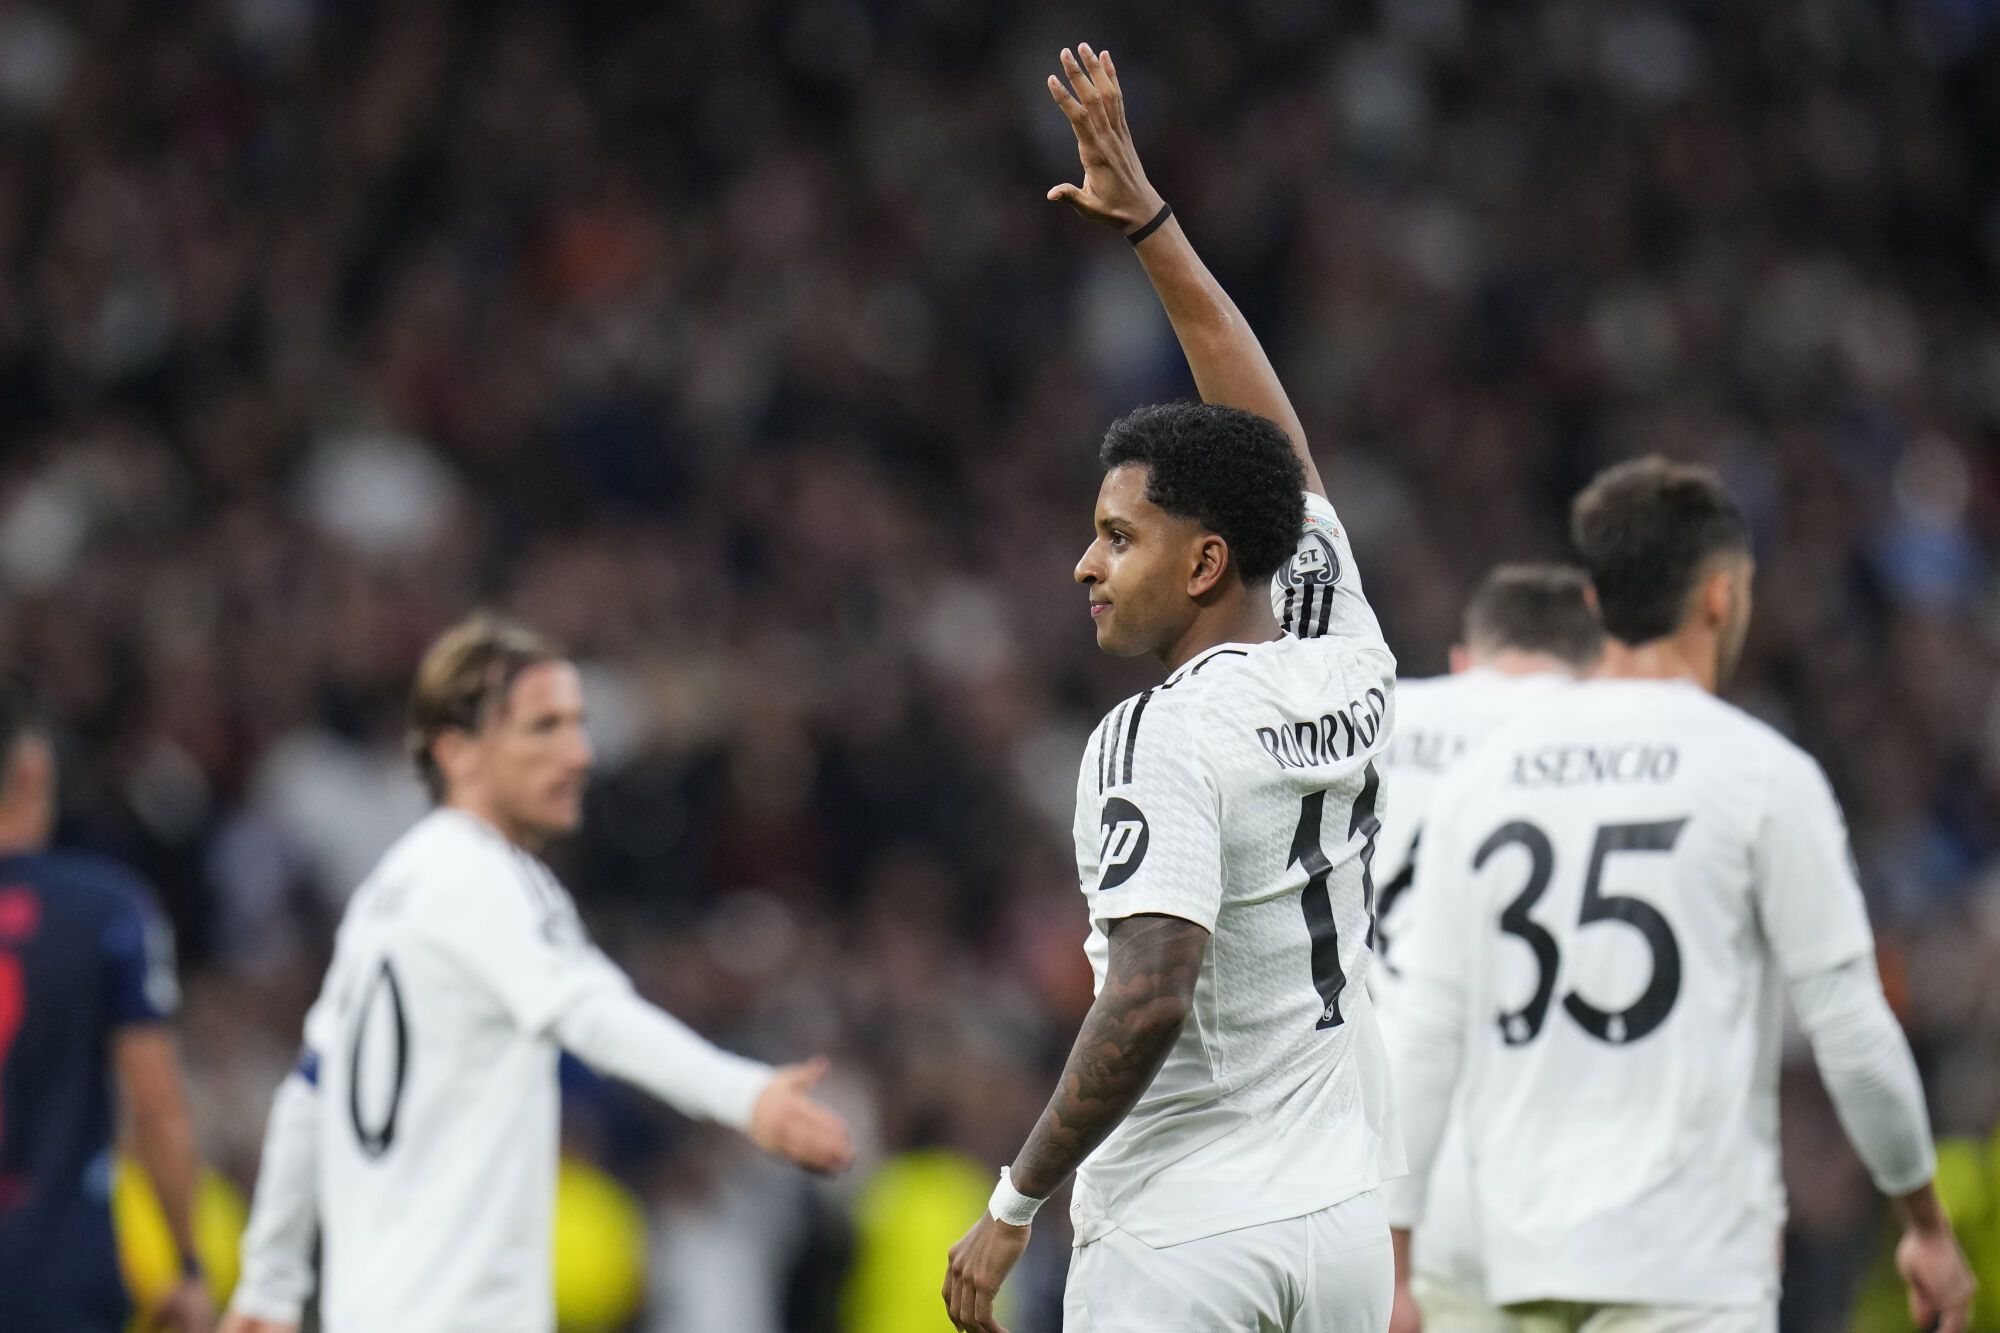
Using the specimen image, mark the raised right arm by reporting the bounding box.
[1047,44,1322,497]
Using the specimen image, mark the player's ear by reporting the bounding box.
[1698,563,1735,629]
[432,727,478,792]
[1448,644,1472,674]
[1186,533,1230,599]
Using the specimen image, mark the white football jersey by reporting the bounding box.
[1369,668,1572,1299]
[1395,678,1877,1307]
[301,809,632,1333]
[1068,491,1404,1248]
[1372,669,1574,983]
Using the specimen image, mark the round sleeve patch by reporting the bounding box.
[1097,797,1151,889]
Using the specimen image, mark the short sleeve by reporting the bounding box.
[413,853,629,1035]
[1087,700,1223,933]
[1753,745,1876,978]
[1273,492,1386,649]
[101,888,179,1026]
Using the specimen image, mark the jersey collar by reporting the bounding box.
[1164,643,1256,689]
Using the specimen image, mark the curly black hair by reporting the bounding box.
[1099,402,1306,584]
[1570,456,1749,646]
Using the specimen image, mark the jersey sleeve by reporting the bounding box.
[230,1072,322,1323]
[1087,699,1223,933]
[1751,743,1877,978]
[1272,491,1386,649]
[1379,764,1481,1226]
[411,855,630,1036]
[100,886,179,1026]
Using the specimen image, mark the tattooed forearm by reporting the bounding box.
[1009,913,1209,1199]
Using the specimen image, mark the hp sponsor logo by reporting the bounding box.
[1097,797,1150,890]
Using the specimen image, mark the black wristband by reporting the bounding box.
[1125,202,1172,247]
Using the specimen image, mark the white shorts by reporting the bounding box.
[1062,1189,1392,1332]
[1501,1299,1776,1333]
[1412,1275,1509,1333]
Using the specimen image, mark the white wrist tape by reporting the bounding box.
[988,1166,1045,1227]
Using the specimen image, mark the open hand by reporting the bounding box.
[747,1057,856,1175]
[1045,44,1167,234]
[943,1212,1031,1333]
[216,1314,292,1333]
[150,1276,216,1333]
[1897,1221,1975,1333]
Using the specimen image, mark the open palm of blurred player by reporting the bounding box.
[220,618,853,1333]
[944,45,1403,1333]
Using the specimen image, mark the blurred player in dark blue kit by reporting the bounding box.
[0,675,214,1332]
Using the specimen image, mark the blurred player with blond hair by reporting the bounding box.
[222,616,853,1333]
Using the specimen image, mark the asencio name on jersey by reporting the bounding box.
[1508,742,1679,787]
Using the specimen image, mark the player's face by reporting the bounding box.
[479,661,594,839]
[1074,465,1205,658]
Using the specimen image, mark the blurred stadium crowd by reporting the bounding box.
[1,0,1997,1329]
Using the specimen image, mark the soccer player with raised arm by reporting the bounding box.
[1384,459,1975,1333]
[0,675,213,1333]
[1370,565,1601,1333]
[221,617,854,1333]
[943,45,1401,1333]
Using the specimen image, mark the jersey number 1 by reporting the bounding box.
[1292,763,1381,1031]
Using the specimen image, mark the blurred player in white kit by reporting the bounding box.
[1385,458,1974,1333]
[220,616,854,1333]
[1372,564,1603,983]
[1369,564,1602,1333]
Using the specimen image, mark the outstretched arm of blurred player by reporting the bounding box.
[223,1065,322,1333]
[554,986,854,1174]
[944,913,1208,1333]
[406,856,855,1175]
[115,1027,216,1333]
[1046,44,1325,498]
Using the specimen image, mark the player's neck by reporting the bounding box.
[443,795,546,854]
[1468,649,1575,678]
[1156,596,1282,674]
[1593,633,1718,693]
